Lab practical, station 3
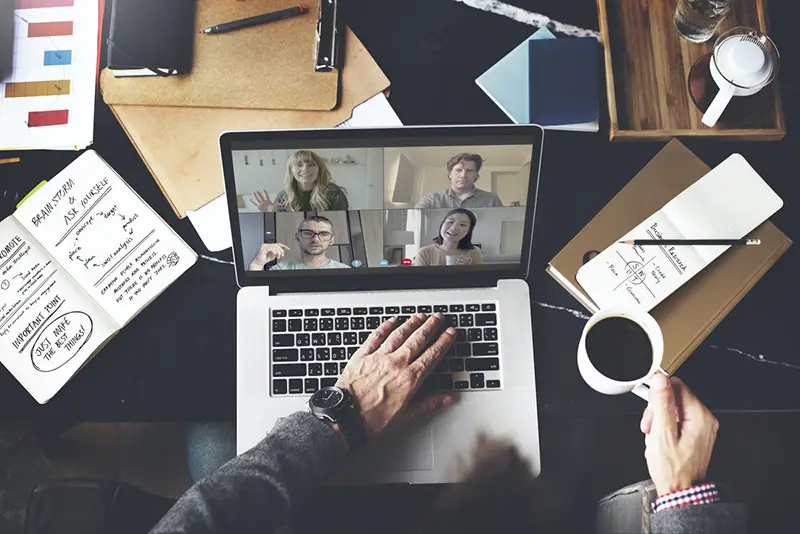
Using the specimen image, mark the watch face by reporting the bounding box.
[313,387,344,409]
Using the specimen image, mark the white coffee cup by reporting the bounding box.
[445,254,461,266]
[577,307,664,400]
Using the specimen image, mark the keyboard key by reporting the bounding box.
[419,375,437,394]
[454,380,469,390]
[315,348,330,361]
[456,329,468,343]
[438,374,454,390]
[273,310,287,317]
[359,331,370,344]
[475,313,497,327]
[351,317,365,330]
[353,307,368,315]
[343,332,358,345]
[382,316,393,323]
[445,314,459,327]
[273,379,287,394]
[369,307,384,315]
[337,308,351,315]
[449,359,464,372]
[487,379,501,389]
[397,315,411,324]
[305,378,319,393]
[321,378,338,388]
[435,360,449,374]
[449,304,464,312]
[324,363,339,376]
[402,305,416,314]
[347,347,358,358]
[482,303,496,311]
[321,308,336,316]
[311,333,326,346]
[332,347,346,360]
[470,373,485,389]
[484,328,498,341]
[320,318,334,331]
[456,343,471,357]
[273,349,299,362]
[434,305,448,313]
[289,309,303,317]
[304,318,318,331]
[289,378,303,394]
[273,363,306,377]
[459,314,474,327]
[272,319,287,332]
[367,317,381,329]
[472,343,499,356]
[288,319,302,332]
[327,333,342,345]
[305,309,320,316]
[272,334,294,347]
[418,305,432,313]
[444,345,457,358]
[300,348,315,361]
[468,328,483,342]
[308,363,323,376]
[335,318,349,330]
[340,362,347,373]
[465,358,500,372]
[296,333,311,347]
[386,306,400,314]
[466,304,481,312]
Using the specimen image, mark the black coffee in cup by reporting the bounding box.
[585,317,653,382]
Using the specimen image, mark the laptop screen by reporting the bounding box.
[221,126,543,286]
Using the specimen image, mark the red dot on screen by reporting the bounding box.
[401,258,412,266]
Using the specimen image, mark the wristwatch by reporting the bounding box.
[308,386,367,451]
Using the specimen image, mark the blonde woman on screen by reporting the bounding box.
[250,150,349,212]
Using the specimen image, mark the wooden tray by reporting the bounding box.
[597,0,785,141]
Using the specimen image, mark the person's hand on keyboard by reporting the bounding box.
[336,313,456,439]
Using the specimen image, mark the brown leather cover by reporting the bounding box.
[100,0,339,110]
[105,29,390,218]
[547,139,792,374]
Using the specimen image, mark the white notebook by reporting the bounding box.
[576,154,783,311]
[0,151,196,403]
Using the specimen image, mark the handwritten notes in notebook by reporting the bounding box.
[576,155,784,311]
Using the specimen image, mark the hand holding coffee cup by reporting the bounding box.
[445,255,472,266]
[577,307,664,400]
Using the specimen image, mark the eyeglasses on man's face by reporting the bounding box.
[298,229,333,241]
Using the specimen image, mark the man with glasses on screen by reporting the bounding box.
[248,216,350,271]
[415,153,503,209]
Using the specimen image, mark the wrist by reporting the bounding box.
[656,476,696,497]
[322,419,349,452]
[654,482,721,513]
[249,260,265,270]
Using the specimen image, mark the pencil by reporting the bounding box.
[619,239,761,246]
[203,6,309,35]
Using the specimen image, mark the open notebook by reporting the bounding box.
[576,154,783,311]
[0,151,196,403]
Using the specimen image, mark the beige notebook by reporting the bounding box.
[547,140,791,374]
[100,0,339,110]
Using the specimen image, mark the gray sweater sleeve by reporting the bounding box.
[150,412,346,534]
[650,502,748,533]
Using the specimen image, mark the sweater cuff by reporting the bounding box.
[654,482,721,513]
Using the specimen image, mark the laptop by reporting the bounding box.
[221,125,544,484]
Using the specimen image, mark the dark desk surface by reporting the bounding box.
[1,0,798,424]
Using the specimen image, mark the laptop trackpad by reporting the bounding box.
[371,426,434,471]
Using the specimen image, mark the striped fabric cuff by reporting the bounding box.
[654,482,721,513]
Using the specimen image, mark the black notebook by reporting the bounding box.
[107,0,196,77]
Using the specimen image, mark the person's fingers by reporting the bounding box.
[648,374,678,443]
[278,244,291,251]
[255,190,266,202]
[396,314,445,363]
[249,197,258,208]
[640,406,653,434]
[408,327,456,385]
[353,317,398,357]
[381,314,428,353]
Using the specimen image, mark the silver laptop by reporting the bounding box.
[221,125,544,484]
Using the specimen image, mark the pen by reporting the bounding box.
[619,238,762,246]
[203,6,309,35]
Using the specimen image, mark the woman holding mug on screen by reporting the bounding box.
[250,150,349,212]
[414,208,484,267]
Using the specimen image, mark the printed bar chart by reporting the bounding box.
[4,80,71,98]
[43,50,72,65]
[27,109,70,127]
[27,21,73,37]
[17,0,76,8]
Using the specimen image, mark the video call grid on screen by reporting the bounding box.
[228,136,538,274]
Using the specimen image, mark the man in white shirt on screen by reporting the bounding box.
[415,153,504,209]
[248,216,351,271]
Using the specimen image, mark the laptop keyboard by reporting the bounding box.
[270,303,502,396]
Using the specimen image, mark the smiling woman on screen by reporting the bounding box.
[250,150,349,212]
[414,208,483,267]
